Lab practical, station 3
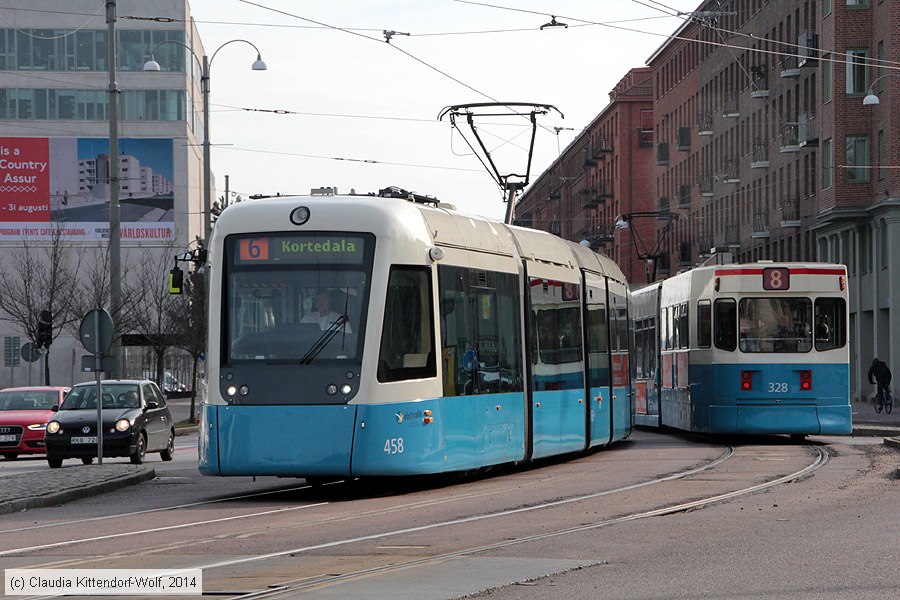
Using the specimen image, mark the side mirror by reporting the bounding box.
[146,401,159,410]
[51,405,59,412]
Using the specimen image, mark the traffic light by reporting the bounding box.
[37,310,52,348]
[169,265,184,295]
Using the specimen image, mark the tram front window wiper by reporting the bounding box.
[299,316,350,364]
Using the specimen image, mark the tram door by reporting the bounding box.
[607,279,632,440]
[583,272,612,447]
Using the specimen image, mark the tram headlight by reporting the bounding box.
[226,385,237,397]
[326,384,338,395]
[340,384,352,395]
[290,206,311,226]
[239,385,250,396]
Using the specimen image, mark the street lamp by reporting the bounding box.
[862,73,900,106]
[143,40,267,241]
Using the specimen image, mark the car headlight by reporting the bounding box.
[27,423,47,431]
[115,418,131,432]
[46,421,61,434]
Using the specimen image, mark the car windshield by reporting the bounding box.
[0,390,58,410]
[60,385,141,410]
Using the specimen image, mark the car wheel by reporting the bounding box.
[160,429,175,461]
[48,457,63,469]
[2,453,19,460]
[130,432,147,465]
[81,457,94,465]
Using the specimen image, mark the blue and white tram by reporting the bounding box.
[199,191,632,477]
[631,262,851,436]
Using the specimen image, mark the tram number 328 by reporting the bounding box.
[384,438,405,454]
[768,382,788,393]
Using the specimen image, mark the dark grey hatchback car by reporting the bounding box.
[44,380,175,468]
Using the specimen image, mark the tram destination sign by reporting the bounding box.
[235,235,367,265]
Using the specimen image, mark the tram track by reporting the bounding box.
[7,442,835,600]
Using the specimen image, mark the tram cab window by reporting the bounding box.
[377,267,436,382]
[713,299,737,351]
[738,298,812,353]
[814,297,846,351]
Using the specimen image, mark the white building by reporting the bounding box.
[0,0,208,387]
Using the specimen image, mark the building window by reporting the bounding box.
[847,0,868,6]
[823,0,832,15]
[846,49,869,95]
[822,54,832,103]
[845,135,870,182]
[823,138,833,189]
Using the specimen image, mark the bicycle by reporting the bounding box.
[874,386,893,414]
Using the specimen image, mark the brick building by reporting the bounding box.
[514,68,655,284]
[519,0,899,401]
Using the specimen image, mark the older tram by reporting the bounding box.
[631,262,851,436]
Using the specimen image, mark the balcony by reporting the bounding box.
[798,113,818,147]
[594,226,615,244]
[724,224,741,247]
[697,110,713,136]
[656,142,670,166]
[638,128,653,147]
[582,147,597,168]
[549,221,561,235]
[698,235,714,256]
[780,197,801,227]
[592,138,613,159]
[549,186,561,200]
[750,64,769,98]
[677,184,692,209]
[752,212,770,238]
[676,126,692,151]
[780,55,800,78]
[751,140,769,168]
[798,31,818,67]
[780,122,800,153]
[656,196,670,217]
[699,173,714,197]
[723,94,739,118]
[595,179,614,202]
[723,157,740,183]
[656,252,671,275]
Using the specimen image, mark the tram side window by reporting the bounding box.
[586,304,610,389]
[377,267,436,382]
[530,278,584,391]
[697,300,711,348]
[815,297,847,351]
[677,303,689,349]
[438,266,523,396]
[714,299,737,351]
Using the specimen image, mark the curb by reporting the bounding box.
[0,465,155,516]
[884,437,900,451]
[175,425,199,437]
[852,426,900,438]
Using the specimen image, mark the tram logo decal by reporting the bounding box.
[395,410,423,425]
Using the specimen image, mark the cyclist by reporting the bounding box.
[867,358,892,408]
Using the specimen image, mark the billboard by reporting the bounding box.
[0,137,175,241]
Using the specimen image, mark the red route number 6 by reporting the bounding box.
[762,267,789,290]
[239,238,269,261]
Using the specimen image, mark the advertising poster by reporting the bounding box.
[0,137,174,242]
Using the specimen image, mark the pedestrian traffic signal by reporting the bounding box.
[37,310,53,348]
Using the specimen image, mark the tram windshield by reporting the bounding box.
[738,297,812,353]
[224,233,374,363]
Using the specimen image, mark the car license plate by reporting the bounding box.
[0,434,16,442]
[71,436,98,444]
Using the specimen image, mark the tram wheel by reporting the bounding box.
[790,434,806,442]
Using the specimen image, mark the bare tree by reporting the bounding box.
[0,224,83,384]
[68,245,143,341]
[128,242,184,391]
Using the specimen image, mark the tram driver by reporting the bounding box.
[302,289,352,333]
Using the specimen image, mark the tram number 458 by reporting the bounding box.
[384,438,405,454]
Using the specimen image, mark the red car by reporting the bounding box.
[0,387,70,460]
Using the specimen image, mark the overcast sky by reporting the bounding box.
[188,0,701,219]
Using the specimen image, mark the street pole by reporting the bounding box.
[202,55,211,241]
[107,0,122,378]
